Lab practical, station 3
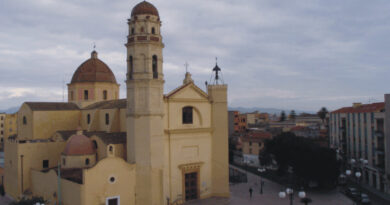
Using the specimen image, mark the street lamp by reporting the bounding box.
[279,188,306,205]
[258,167,266,194]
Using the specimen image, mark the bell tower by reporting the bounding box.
[126,1,165,205]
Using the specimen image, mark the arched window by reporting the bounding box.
[103,90,107,100]
[85,158,90,165]
[182,106,193,124]
[23,116,27,125]
[129,56,133,79]
[152,55,158,79]
[151,27,155,34]
[105,113,109,125]
[92,140,98,150]
[84,90,89,100]
[87,114,91,124]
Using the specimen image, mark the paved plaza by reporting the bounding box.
[186,165,354,205]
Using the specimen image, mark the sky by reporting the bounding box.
[1,0,390,112]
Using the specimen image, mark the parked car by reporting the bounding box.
[360,193,371,205]
[345,187,359,199]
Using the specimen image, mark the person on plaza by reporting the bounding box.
[249,187,253,199]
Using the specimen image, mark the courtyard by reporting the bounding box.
[185,165,353,205]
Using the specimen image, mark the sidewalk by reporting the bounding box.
[185,165,354,205]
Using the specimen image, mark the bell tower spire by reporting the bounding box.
[126,1,165,205]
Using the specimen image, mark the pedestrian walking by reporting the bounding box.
[249,187,253,199]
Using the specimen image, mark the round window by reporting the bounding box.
[109,176,116,183]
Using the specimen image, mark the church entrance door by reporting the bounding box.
[185,172,198,201]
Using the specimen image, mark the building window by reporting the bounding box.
[0,116,3,120]
[249,141,252,146]
[129,56,133,79]
[84,90,89,100]
[70,91,74,101]
[87,114,91,124]
[131,27,135,34]
[93,140,98,149]
[85,158,90,165]
[43,160,49,169]
[151,27,155,34]
[258,142,262,147]
[0,131,2,135]
[249,148,252,154]
[105,113,109,125]
[182,107,193,124]
[63,158,66,166]
[23,116,27,125]
[109,176,116,183]
[0,124,2,128]
[140,27,144,32]
[152,55,158,79]
[103,90,107,100]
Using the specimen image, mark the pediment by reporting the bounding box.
[166,83,208,101]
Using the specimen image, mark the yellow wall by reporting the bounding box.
[68,82,119,108]
[31,169,84,205]
[17,104,33,140]
[61,154,96,169]
[4,140,19,199]
[83,157,136,205]
[33,110,80,140]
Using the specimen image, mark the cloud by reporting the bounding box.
[1,0,390,111]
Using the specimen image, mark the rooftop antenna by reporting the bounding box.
[184,62,189,73]
[62,76,65,102]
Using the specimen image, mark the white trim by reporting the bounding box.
[106,196,120,205]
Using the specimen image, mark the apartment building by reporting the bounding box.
[330,101,389,194]
[0,113,5,146]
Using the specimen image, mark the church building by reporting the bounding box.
[4,1,229,205]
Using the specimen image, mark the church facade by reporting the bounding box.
[4,1,229,205]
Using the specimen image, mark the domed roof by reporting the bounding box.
[131,1,159,17]
[63,133,95,156]
[70,51,117,84]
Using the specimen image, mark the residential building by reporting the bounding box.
[330,101,389,194]
[240,131,272,167]
[0,113,5,148]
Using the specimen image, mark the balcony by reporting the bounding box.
[375,130,384,138]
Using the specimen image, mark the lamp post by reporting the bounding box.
[258,167,266,194]
[279,188,306,205]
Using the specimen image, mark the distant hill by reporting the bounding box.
[228,107,315,115]
[0,106,19,114]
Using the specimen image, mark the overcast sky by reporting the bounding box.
[1,0,390,112]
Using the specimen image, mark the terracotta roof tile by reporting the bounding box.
[131,1,159,17]
[25,102,79,111]
[71,51,117,84]
[83,99,126,110]
[331,102,384,114]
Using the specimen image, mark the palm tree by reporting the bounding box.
[317,107,328,124]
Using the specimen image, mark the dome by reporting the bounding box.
[131,1,159,17]
[63,134,95,156]
[70,51,117,84]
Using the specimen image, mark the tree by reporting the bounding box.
[280,111,286,122]
[261,132,340,188]
[317,107,328,124]
[289,110,296,121]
